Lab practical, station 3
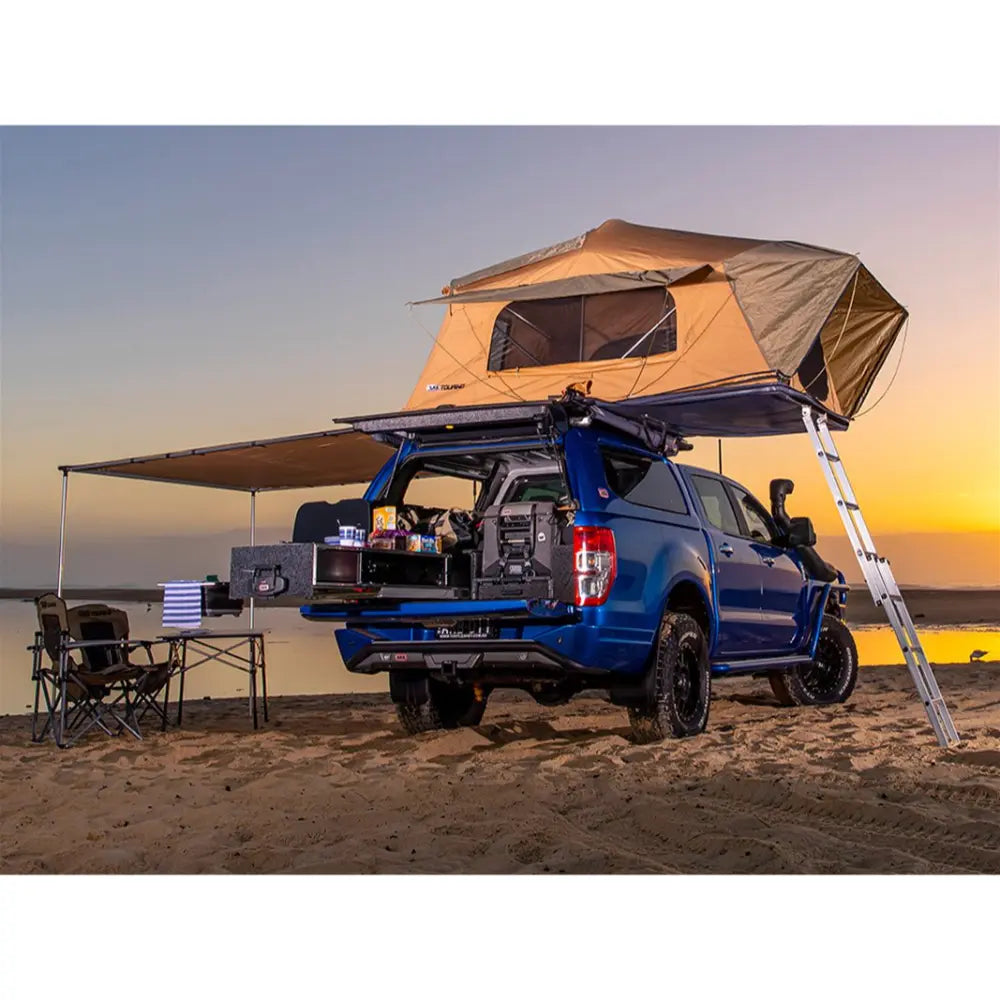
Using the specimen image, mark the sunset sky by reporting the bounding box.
[1,126,998,587]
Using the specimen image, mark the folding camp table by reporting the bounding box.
[159,630,268,730]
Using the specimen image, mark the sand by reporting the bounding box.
[2,663,998,874]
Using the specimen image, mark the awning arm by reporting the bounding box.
[57,471,69,597]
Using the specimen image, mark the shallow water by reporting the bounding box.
[1,599,996,716]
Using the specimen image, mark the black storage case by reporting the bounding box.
[475,501,573,602]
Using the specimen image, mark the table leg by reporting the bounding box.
[161,659,172,733]
[176,640,188,726]
[249,639,259,730]
[259,638,269,724]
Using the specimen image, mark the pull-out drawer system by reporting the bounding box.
[230,543,470,604]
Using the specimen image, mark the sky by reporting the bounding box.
[1,126,998,587]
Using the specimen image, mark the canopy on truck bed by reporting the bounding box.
[406,218,906,422]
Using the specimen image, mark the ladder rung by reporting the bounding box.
[839,501,861,511]
[821,451,841,462]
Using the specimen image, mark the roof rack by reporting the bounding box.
[339,389,692,457]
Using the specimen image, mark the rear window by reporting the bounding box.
[505,474,567,504]
[600,448,687,514]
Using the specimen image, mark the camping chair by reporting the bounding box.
[31,594,146,747]
[66,603,176,732]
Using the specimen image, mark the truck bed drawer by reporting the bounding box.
[229,543,468,603]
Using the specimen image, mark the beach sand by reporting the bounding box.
[2,663,998,874]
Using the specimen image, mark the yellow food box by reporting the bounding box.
[372,506,397,533]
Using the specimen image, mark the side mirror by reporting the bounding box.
[787,516,816,548]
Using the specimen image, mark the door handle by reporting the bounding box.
[763,557,775,567]
[719,543,734,557]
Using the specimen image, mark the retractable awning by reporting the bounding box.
[61,428,397,492]
[55,428,398,604]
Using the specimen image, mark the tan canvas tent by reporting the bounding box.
[405,219,907,421]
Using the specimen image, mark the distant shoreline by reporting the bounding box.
[0,588,163,604]
[2,586,997,627]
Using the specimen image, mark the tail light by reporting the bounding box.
[573,526,616,606]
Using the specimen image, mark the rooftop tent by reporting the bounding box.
[406,219,907,423]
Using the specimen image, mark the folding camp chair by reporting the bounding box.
[31,594,144,747]
[66,603,176,732]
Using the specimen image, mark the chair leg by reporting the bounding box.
[71,700,116,742]
[160,668,172,732]
[107,683,143,740]
[31,675,44,743]
[31,646,43,742]
[57,661,70,749]
[33,672,59,744]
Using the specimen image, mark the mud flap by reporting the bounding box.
[389,671,429,705]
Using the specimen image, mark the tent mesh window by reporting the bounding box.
[487,288,677,371]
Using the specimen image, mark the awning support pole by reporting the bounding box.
[248,490,257,630]
[57,471,69,597]
[802,405,959,747]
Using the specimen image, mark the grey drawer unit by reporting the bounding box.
[230,543,467,604]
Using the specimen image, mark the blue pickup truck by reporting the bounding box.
[231,395,857,743]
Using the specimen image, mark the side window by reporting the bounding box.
[504,474,567,504]
[690,474,741,535]
[732,487,778,543]
[600,448,688,514]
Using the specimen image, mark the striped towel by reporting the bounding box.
[162,581,204,630]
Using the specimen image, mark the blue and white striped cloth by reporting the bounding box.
[162,580,204,630]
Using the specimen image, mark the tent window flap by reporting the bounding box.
[486,287,677,371]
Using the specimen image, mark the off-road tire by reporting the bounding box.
[395,679,488,735]
[769,614,858,707]
[628,611,711,743]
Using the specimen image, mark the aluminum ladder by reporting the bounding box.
[802,406,960,747]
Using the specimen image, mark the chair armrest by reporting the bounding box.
[134,637,175,663]
[64,638,146,651]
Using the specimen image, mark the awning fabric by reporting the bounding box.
[405,219,907,421]
[61,429,398,492]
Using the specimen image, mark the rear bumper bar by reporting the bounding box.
[346,639,613,681]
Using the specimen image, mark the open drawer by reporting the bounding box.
[229,543,471,604]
